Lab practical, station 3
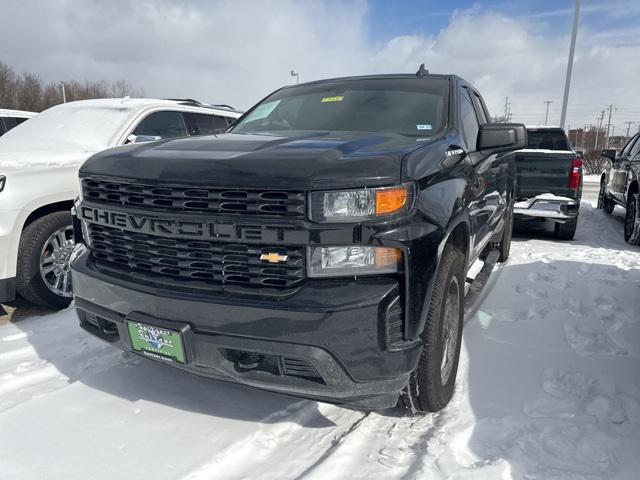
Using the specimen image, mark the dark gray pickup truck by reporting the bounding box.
[512,127,583,239]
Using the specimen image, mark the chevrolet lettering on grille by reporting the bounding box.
[79,206,301,243]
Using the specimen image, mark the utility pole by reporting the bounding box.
[60,82,66,103]
[544,101,553,126]
[503,96,509,120]
[594,110,605,151]
[625,121,635,138]
[560,0,581,129]
[604,104,615,148]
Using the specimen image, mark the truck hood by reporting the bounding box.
[0,138,96,174]
[80,131,426,189]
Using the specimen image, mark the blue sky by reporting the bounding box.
[1,0,639,137]
[368,0,640,45]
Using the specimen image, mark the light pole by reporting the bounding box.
[544,100,553,126]
[559,0,581,130]
[290,70,299,85]
[60,82,66,103]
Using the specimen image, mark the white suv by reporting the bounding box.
[0,98,242,308]
[0,109,36,136]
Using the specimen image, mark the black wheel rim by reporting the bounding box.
[440,276,460,385]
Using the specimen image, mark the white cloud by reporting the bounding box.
[0,1,638,135]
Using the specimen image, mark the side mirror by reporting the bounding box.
[126,134,162,144]
[601,149,616,161]
[477,123,527,154]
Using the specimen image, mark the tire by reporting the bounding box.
[16,211,74,309]
[497,200,514,263]
[554,216,578,240]
[401,244,465,413]
[598,180,615,214]
[624,194,640,245]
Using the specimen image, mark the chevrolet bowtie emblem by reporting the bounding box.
[260,252,289,263]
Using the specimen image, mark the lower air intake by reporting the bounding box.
[280,357,322,379]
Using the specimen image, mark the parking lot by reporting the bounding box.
[1,180,638,479]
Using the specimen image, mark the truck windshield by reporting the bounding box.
[527,129,570,150]
[231,78,448,137]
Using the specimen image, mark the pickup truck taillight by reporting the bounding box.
[568,158,583,189]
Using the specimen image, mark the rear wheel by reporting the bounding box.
[401,244,465,413]
[624,194,640,245]
[554,216,578,240]
[598,180,615,214]
[16,211,75,309]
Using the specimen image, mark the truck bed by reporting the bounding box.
[514,149,580,201]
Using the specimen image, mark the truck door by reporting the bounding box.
[623,136,640,204]
[610,134,639,202]
[460,87,504,259]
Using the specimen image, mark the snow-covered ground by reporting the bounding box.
[1,199,639,480]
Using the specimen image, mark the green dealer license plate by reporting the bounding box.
[127,321,186,364]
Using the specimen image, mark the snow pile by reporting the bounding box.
[0,200,638,479]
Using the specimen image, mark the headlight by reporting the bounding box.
[309,183,412,222]
[308,246,402,278]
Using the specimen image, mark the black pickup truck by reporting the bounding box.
[598,133,640,244]
[512,127,583,239]
[70,71,525,412]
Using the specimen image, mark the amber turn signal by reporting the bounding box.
[375,247,403,267]
[375,186,409,215]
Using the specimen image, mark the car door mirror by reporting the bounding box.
[477,123,527,154]
[126,134,162,144]
[601,149,617,161]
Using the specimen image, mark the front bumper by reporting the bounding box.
[514,195,580,222]
[0,209,28,303]
[71,250,423,408]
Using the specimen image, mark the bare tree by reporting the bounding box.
[0,62,18,109]
[0,61,144,112]
[582,150,608,175]
[16,73,44,112]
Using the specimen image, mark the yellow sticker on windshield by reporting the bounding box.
[321,96,344,103]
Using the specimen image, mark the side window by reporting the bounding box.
[183,112,215,136]
[2,117,19,131]
[622,135,639,157]
[214,115,230,131]
[629,135,640,159]
[460,89,480,150]
[14,117,28,126]
[0,119,6,135]
[132,111,188,140]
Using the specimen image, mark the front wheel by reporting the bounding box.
[16,211,75,309]
[497,200,514,262]
[598,180,615,214]
[401,244,465,413]
[624,194,640,245]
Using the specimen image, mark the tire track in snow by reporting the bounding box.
[296,409,448,480]
[180,401,366,480]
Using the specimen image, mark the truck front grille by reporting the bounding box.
[87,224,305,290]
[81,176,306,218]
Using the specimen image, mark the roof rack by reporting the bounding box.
[164,98,239,112]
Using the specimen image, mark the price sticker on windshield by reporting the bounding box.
[321,96,344,103]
